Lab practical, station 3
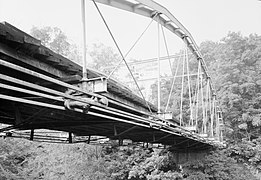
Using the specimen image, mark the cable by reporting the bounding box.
[92,0,152,113]
[164,50,182,112]
[195,60,201,130]
[107,17,155,79]
[161,25,173,75]
[185,47,193,126]
[179,48,186,126]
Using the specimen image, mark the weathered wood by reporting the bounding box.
[59,75,82,83]
[0,43,67,77]
[0,22,41,46]
[0,22,157,113]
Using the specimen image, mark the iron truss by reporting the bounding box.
[0,0,225,152]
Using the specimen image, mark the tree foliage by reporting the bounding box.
[200,32,261,141]
[88,42,121,75]
[30,26,82,64]
[1,30,261,179]
[183,149,257,180]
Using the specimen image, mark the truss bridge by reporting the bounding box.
[0,0,225,152]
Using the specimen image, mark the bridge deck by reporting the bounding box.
[0,22,221,152]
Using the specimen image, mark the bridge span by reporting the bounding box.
[0,0,224,152]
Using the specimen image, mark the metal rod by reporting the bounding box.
[164,51,182,112]
[0,73,155,123]
[0,83,63,102]
[91,0,152,113]
[185,47,193,125]
[0,94,64,110]
[195,60,201,129]
[179,49,185,126]
[0,74,99,107]
[113,126,138,138]
[81,0,88,81]
[125,72,204,84]
[107,18,155,79]
[0,60,153,116]
[150,134,172,143]
[161,25,173,75]
[0,95,204,142]
[157,19,161,113]
[103,52,193,70]
[0,59,101,99]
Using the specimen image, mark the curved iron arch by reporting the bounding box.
[94,0,215,95]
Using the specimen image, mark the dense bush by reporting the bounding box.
[0,138,257,180]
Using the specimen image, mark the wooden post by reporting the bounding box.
[30,129,34,141]
[87,135,91,144]
[68,132,72,143]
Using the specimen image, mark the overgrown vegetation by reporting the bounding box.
[1,27,261,179]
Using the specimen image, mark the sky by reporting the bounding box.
[0,0,260,100]
[0,0,260,60]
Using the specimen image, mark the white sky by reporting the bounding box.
[0,0,260,101]
[0,0,261,60]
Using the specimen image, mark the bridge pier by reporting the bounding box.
[174,150,208,164]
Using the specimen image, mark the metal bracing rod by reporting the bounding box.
[0,83,63,102]
[0,94,64,112]
[207,79,213,137]
[160,25,173,75]
[214,99,220,140]
[0,59,103,101]
[91,106,156,126]
[186,141,201,148]
[210,94,215,137]
[149,134,172,143]
[0,94,152,129]
[11,94,213,144]
[103,52,194,70]
[173,138,191,146]
[205,79,209,132]
[179,48,185,126]
[107,17,156,79]
[112,126,138,138]
[0,73,188,134]
[126,72,204,84]
[92,0,152,113]
[206,79,211,135]
[0,74,157,127]
[164,51,182,112]
[0,73,154,125]
[0,60,153,117]
[94,0,217,96]
[200,73,205,133]
[0,73,101,107]
[0,72,158,123]
[81,0,88,82]
[185,47,193,126]
[195,60,201,128]
[0,94,189,140]
[157,18,161,113]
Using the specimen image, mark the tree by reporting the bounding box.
[88,42,121,76]
[183,149,257,180]
[30,26,82,64]
[200,32,261,141]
